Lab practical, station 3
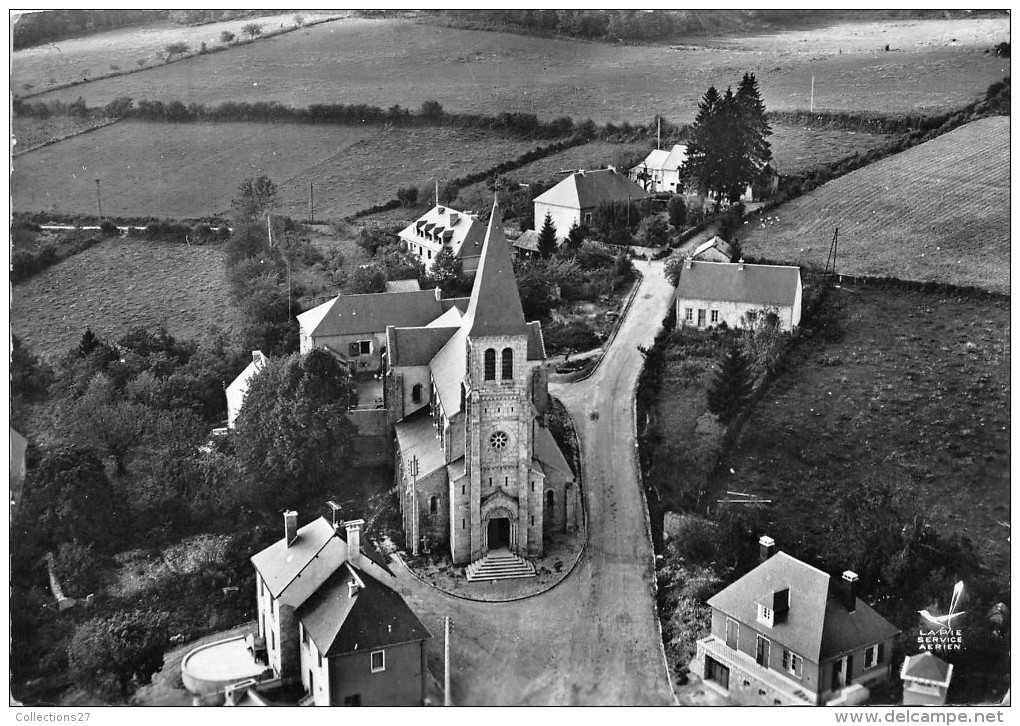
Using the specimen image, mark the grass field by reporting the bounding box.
[712,283,1010,578]
[10,236,239,359]
[12,115,115,153]
[11,11,344,95]
[23,16,1009,123]
[11,121,539,219]
[740,116,1010,293]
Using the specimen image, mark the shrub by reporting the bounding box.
[545,320,600,354]
[99,220,119,236]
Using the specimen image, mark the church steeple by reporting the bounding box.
[463,197,528,337]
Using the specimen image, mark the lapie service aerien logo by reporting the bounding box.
[917,580,965,651]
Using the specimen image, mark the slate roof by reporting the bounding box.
[429,326,468,417]
[533,425,572,479]
[297,563,430,658]
[708,551,900,662]
[462,200,529,338]
[399,205,485,260]
[394,408,446,478]
[298,290,444,338]
[526,321,546,360]
[250,518,392,609]
[513,229,540,253]
[676,260,801,307]
[901,652,953,686]
[534,168,653,210]
[387,325,460,367]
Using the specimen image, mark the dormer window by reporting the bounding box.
[757,603,775,627]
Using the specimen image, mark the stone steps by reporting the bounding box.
[466,549,536,582]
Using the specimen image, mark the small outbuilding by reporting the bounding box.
[901,652,953,706]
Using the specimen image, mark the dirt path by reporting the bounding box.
[392,260,677,705]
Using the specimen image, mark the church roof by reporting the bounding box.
[526,321,546,360]
[462,200,529,338]
[534,425,573,479]
[429,326,468,417]
[394,408,446,478]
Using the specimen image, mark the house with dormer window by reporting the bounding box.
[690,536,900,706]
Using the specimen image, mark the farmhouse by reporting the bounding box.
[388,198,577,571]
[690,537,900,706]
[398,205,487,276]
[183,511,430,706]
[629,144,688,193]
[675,259,802,331]
[225,350,267,428]
[689,235,735,263]
[533,168,652,241]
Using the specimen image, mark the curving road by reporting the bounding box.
[391,260,677,706]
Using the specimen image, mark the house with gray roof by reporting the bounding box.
[675,259,802,331]
[249,511,429,706]
[629,143,689,193]
[690,537,900,706]
[533,167,652,242]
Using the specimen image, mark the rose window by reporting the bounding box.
[489,430,509,450]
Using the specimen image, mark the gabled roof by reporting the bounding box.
[398,205,485,260]
[388,325,460,367]
[708,551,900,662]
[225,352,267,398]
[428,326,468,417]
[297,563,430,658]
[692,236,734,261]
[534,168,653,211]
[676,260,801,307]
[513,229,540,253]
[462,200,529,338]
[632,144,688,173]
[901,652,953,687]
[298,290,444,338]
[250,517,392,609]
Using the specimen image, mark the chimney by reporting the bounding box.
[252,349,265,367]
[345,519,365,569]
[759,535,776,563]
[348,580,360,599]
[738,258,745,271]
[327,500,342,529]
[842,571,859,612]
[434,286,442,301]
[284,510,298,547]
[578,169,585,176]
[684,257,693,270]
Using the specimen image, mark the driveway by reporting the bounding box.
[392,260,677,705]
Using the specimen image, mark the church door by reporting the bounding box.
[487,517,510,550]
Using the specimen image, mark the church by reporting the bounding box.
[385,199,578,566]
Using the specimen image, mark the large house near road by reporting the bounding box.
[674,259,802,331]
[629,144,688,193]
[398,205,487,276]
[250,511,431,706]
[690,537,900,706]
[390,199,577,568]
[533,168,652,241]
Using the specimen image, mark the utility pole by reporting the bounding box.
[435,179,439,207]
[656,116,661,150]
[444,616,452,707]
[309,181,314,224]
[94,179,103,218]
[810,75,815,113]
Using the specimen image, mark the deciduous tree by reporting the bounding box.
[241,22,262,41]
[429,245,462,291]
[67,609,170,699]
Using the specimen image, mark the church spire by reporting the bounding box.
[463,197,527,337]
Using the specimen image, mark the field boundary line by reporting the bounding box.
[13,117,122,157]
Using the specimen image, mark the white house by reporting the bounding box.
[629,144,688,193]
[532,168,652,241]
[225,350,267,428]
[689,236,735,263]
[674,259,802,331]
[398,205,487,275]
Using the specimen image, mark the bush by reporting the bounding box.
[545,320,600,354]
[99,220,119,236]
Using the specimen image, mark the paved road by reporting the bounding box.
[392,260,677,706]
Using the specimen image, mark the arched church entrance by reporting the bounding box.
[484,507,517,553]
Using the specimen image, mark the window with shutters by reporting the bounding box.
[864,643,883,669]
[782,649,803,677]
